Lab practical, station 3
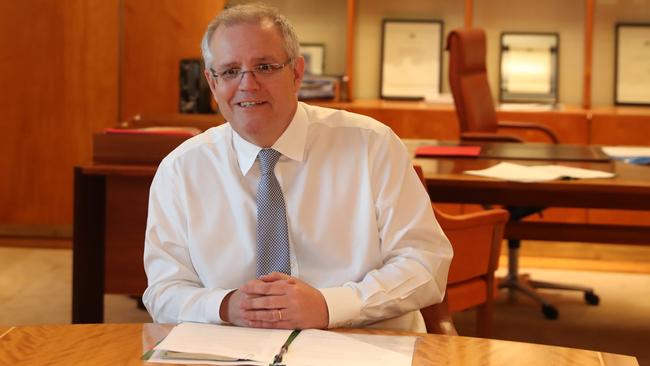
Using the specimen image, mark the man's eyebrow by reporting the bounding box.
[214,62,240,69]
[215,57,281,69]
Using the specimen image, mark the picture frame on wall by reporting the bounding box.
[615,23,650,106]
[300,43,325,76]
[380,19,443,100]
[499,32,559,104]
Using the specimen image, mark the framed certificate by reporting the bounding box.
[380,19,443,100]
[499,32,559,104]
[615,23,650,106]
[300,43,325,76]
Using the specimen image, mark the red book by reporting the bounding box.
[415,145,481,157]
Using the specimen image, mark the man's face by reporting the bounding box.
[205,21,304,147]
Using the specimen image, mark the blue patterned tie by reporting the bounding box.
[256,149,291,277]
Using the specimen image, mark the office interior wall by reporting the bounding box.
[592,0,650,107]
[0,0,119,226]
[0,0,224,228]
[120,0,225,120]
[355,0,465,99]
[473,0,586,106]
[228,0,349,77]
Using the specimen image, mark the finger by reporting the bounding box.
[240,295,287,310]
[241,279,291,295]
[259,272,294,282]
[248,320,295,329]
[243,308,289,322]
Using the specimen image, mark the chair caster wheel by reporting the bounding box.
[542,304,559,320]
[585,291,600,305]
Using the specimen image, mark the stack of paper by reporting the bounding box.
[464,162,615,182]
[145,322,415,366]
[601,146,650,165]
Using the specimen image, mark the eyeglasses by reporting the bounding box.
[209,59,292,84]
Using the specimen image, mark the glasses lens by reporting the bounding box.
[221,69,241,81]
[256,64,279,74]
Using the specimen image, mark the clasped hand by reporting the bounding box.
[221,272,329,329]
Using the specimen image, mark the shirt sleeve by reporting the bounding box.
[142,157,232,324]
[322,129,454,328]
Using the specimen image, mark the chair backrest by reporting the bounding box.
[446,28,500,134]
[435,208,507,313]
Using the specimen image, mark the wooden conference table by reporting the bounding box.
[72,141,650,323]
[0,323,639,365]
[409,140,650,244]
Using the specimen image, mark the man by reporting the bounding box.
[143,3,452,332]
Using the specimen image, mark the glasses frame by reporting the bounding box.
[209,59,293,84]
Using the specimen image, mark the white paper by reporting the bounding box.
[152,323,289,364]
[148,349,258,365]
[284,329,413,366]
[601,146,650,158]
[464,162,615,182]
[148,323,415,366]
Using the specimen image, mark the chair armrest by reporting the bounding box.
[461,131,524,143]
[434,207,510,230]
[420,295,459,335]
[497,121,559,143]
[435,207,509,284]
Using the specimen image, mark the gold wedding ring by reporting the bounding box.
[277,310,283,321]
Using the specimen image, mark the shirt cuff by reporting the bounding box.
[319,287,362,328]
[204,288,235,324]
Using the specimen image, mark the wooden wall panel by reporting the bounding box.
[496,108,589,144]
[105,176,152,294]
[120,0,225,120]
[590,107,650,146]
[588,107,650,226]
[0,0,119,225]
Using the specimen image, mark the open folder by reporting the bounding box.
[144,322,414,366]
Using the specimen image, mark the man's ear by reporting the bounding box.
[292,56,305,91]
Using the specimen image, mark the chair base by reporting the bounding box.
[500,243,600,320]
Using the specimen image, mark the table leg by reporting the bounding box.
[72,167,106,323]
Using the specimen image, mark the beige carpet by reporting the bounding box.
[454,267,650,365]
[1,247,649,365]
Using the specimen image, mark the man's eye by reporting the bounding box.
[256,64,275,73]
[220,69,241,78]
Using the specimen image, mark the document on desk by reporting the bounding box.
[145,322,415,366]
[464,162,615,182]
[601,146,650,165]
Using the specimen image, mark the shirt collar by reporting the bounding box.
[232,102,308,175]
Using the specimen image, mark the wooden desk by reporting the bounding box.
[409,141,650,245]
[0,323,638,365]
[72,142,650,323]
[73,164,156,323]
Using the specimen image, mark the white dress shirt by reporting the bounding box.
[143,102,453,332]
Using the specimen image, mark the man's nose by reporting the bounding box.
[238,70,261,90]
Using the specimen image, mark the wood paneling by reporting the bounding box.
[496,107,590,144]
[104,176,151,295]
[120,0,224,120]
[316,100,460,139]
[590,107,650,145]
[0,0,119,225]
[589,107,650,226]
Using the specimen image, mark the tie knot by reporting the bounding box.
[258,149,281,175]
